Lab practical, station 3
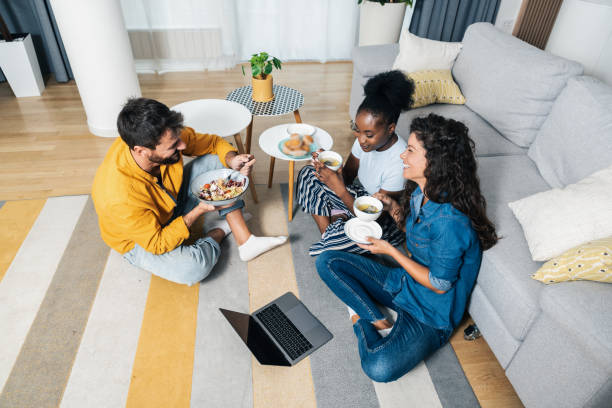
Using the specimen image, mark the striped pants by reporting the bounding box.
[296,165,405,256]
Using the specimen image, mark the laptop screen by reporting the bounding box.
[219,308,290,366]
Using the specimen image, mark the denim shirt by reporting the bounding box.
[383,186,482,330]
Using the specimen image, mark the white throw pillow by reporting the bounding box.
[508,164,612,261]
[392,30,462,73]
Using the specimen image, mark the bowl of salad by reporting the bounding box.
[190,169,249,207]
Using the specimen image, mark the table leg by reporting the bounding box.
[233,133,258,203]
[293,109,302,124]
[268,156,275,188]
[288,160,294,221]
[233,133,246,154]
[246,117,253,154]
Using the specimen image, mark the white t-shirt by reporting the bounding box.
[351,136,407,194]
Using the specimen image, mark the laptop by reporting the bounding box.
[220,292,333,366]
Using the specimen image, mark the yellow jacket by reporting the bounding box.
[92,127,237,255]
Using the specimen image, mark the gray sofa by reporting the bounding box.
[350,23,612,408]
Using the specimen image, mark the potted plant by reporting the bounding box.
[358,0,414,46]
[0,11,45,97]
[242,52,282,102]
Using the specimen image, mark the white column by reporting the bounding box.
[49,0,141,137]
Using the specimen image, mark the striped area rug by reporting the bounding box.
[0,187,479,408]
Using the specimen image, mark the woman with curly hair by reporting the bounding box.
[316,113,498,382]
[296,70,415,255]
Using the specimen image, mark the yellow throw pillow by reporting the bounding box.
[532,236,612,284]
[406,70,466,108]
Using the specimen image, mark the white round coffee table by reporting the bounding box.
[259,124,333,220]
[171,99,258,202]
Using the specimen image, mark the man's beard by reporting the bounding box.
[149,151,181,165]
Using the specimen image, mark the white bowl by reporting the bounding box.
[317,150,343,171]
[286,123,315,137]
[190,169,249,207]
[353,196,383,222]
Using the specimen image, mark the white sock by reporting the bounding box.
[207,212,252,237]
[378,327,392,338]
[238,234,287,261]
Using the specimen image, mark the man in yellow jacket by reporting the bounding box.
[92,98,286,285]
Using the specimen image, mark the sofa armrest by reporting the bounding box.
[351,44,399,77]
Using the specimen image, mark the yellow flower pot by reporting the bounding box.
[251,75,274,102]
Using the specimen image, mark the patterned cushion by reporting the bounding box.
[406,70,465,108]
[532,237,612,284]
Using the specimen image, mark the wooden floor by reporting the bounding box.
[0,62,522,407]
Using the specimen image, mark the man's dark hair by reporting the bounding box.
[117,97,184,149]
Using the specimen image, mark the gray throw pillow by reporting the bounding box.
[452,23,583,147]
[528,75,612,188]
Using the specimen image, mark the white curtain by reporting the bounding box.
[120,0,359,74]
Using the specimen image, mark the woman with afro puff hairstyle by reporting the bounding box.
[297,70,415,256]
[316,114,498,382]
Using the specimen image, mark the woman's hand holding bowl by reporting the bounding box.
[313,157,345,194]
[357,237,393,255]
[373,192,403,225]
[310,148,325,162]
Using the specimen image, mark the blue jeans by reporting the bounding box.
[316,251,452,382]
[123,154,244,286]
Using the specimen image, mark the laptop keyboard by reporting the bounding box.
[256,304,313,360]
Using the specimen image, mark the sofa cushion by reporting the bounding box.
[506,312,612,408]
[508,164,612,261]
[396,104,527,157]
[351,44,399,77]
[392,30,462,73]
[533,236,612,284]
[475,155,551,341]
[539,281,612,370]
[452,23,583,147]
[528,75,612,188]
[407,70,466,108]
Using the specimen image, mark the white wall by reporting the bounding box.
[494,0,523,33]
[546,0,612,85]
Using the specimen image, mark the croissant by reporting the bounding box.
[285,138,302,149]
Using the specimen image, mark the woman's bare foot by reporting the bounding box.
[372,319,393,330]
[330,212,349,223]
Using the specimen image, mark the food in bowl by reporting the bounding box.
[199,177,246,201]
[357,204,380,214]
[321,158,340,166]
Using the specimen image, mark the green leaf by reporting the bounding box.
[252,65,261,78]
[263,63,273,75]
[242,65,246,76]
[272,58,282,70]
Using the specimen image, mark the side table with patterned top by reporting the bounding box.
[227,85,305,220]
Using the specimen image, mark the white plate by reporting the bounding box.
[344,218,383,244]
[258,124,333,162]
